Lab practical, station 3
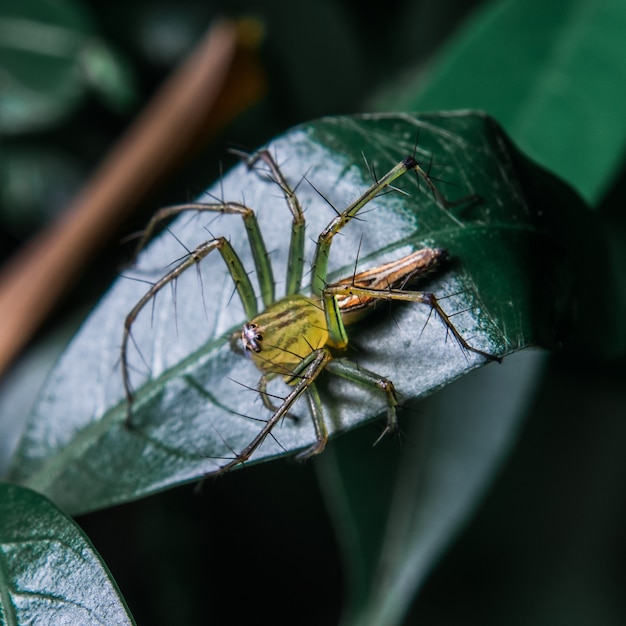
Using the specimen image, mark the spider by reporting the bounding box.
[121,149,500,475]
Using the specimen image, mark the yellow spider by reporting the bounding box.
[122,149,499,474]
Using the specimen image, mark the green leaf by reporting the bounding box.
[8,112,587,514]
[0,483,134,624]
[0,0,135,133]
[79,38,137,113]
[378,0,626,205]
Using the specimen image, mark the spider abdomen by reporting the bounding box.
[242,295,329,379]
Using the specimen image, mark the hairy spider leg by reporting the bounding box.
[310,155,449,298]
[123,149,311,424]
[326,284,500,363]
[325,358,399,444]
[131,201,275,308]
[235,148,307,296]
[122,237,256,427]
[214,348,333,475]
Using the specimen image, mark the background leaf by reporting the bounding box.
[8,111,583,514]
[378,0,626,205]
[0,483,135,624]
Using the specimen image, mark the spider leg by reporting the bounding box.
[130,200,275,308]
[256,374,299,422]
[212,348,332,475]
[122,237,257,427]
[234,149,306,296]
[310,155,472,296]
[257,374,278,412]
[325,283,501,363]
[298,382,328,459]
[325,357,399,443]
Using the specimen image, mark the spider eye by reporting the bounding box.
[242,322,263,353]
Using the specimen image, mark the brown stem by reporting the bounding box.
[0,18,264,377]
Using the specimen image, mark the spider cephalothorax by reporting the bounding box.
[241,295,329,377]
